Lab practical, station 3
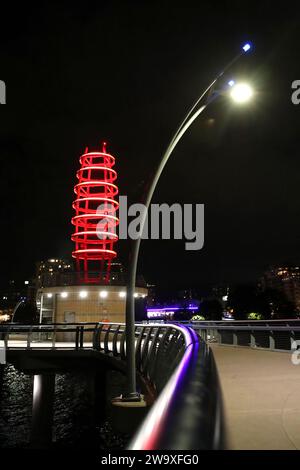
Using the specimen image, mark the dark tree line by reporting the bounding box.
[227,285,297,320]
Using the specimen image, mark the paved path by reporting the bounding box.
[211,344,300,450]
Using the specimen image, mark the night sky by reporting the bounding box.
[0,2,299,290]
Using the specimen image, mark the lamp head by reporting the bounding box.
[242,43,251,52]
[230,82,253,104]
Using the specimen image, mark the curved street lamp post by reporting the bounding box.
[124,43,254,400]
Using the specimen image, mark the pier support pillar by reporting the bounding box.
[30,373,55,448]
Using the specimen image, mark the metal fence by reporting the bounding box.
[190,320,300,352]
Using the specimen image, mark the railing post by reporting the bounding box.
[93,324,98,350]
[52,327,56,349]
[75,326,80,351]
[269,331,275,350]
[205,329,209,342]
[104,325,112,354]
[27,328,32,349]
[79,326,84,349]
[290,330,295,351]
[113,325,121,356]
[250,331,256,348]
[233,331,238,346]
[4,331,8,351]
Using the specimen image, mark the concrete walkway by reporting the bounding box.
[211,344,300,450]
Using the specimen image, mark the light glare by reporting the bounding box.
[242,43,251,52]
[230,83,253,103]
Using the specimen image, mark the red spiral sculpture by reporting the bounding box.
[71,142,119,283]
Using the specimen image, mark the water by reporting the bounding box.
[0,365,32,448]
[0,364,129,449]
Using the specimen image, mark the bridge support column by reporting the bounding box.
[30,373,55,448]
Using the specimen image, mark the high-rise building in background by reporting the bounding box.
[261,266,300,312]
[36,258,73,287]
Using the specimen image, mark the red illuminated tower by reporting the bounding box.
[71,143,119,283]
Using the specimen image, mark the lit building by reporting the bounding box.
[147,303,199,320]
[36,259,73,288]
[36,285,147,324]
[36,143,147,324]
[211,285,230,302]
[261,266,300,312]
[146,284,156,307]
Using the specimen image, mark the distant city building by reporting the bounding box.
[146,284,156,306]
[36,258,73,285]
[261,266,300,312]
[212,285,230,302]
[178,288,193,300]
[147,302,199,320]
[211,284,230,315]
[37,258,73,273]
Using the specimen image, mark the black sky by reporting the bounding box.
[0,2,300,289]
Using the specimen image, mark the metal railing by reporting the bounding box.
[0,322,98,350]
[189,320,300,352]
[0,321,225,450]
[129,326,224,450]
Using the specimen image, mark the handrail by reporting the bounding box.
[129,326,224,450]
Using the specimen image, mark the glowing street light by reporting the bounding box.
[230,82,253,103]
[242,43,251,52]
